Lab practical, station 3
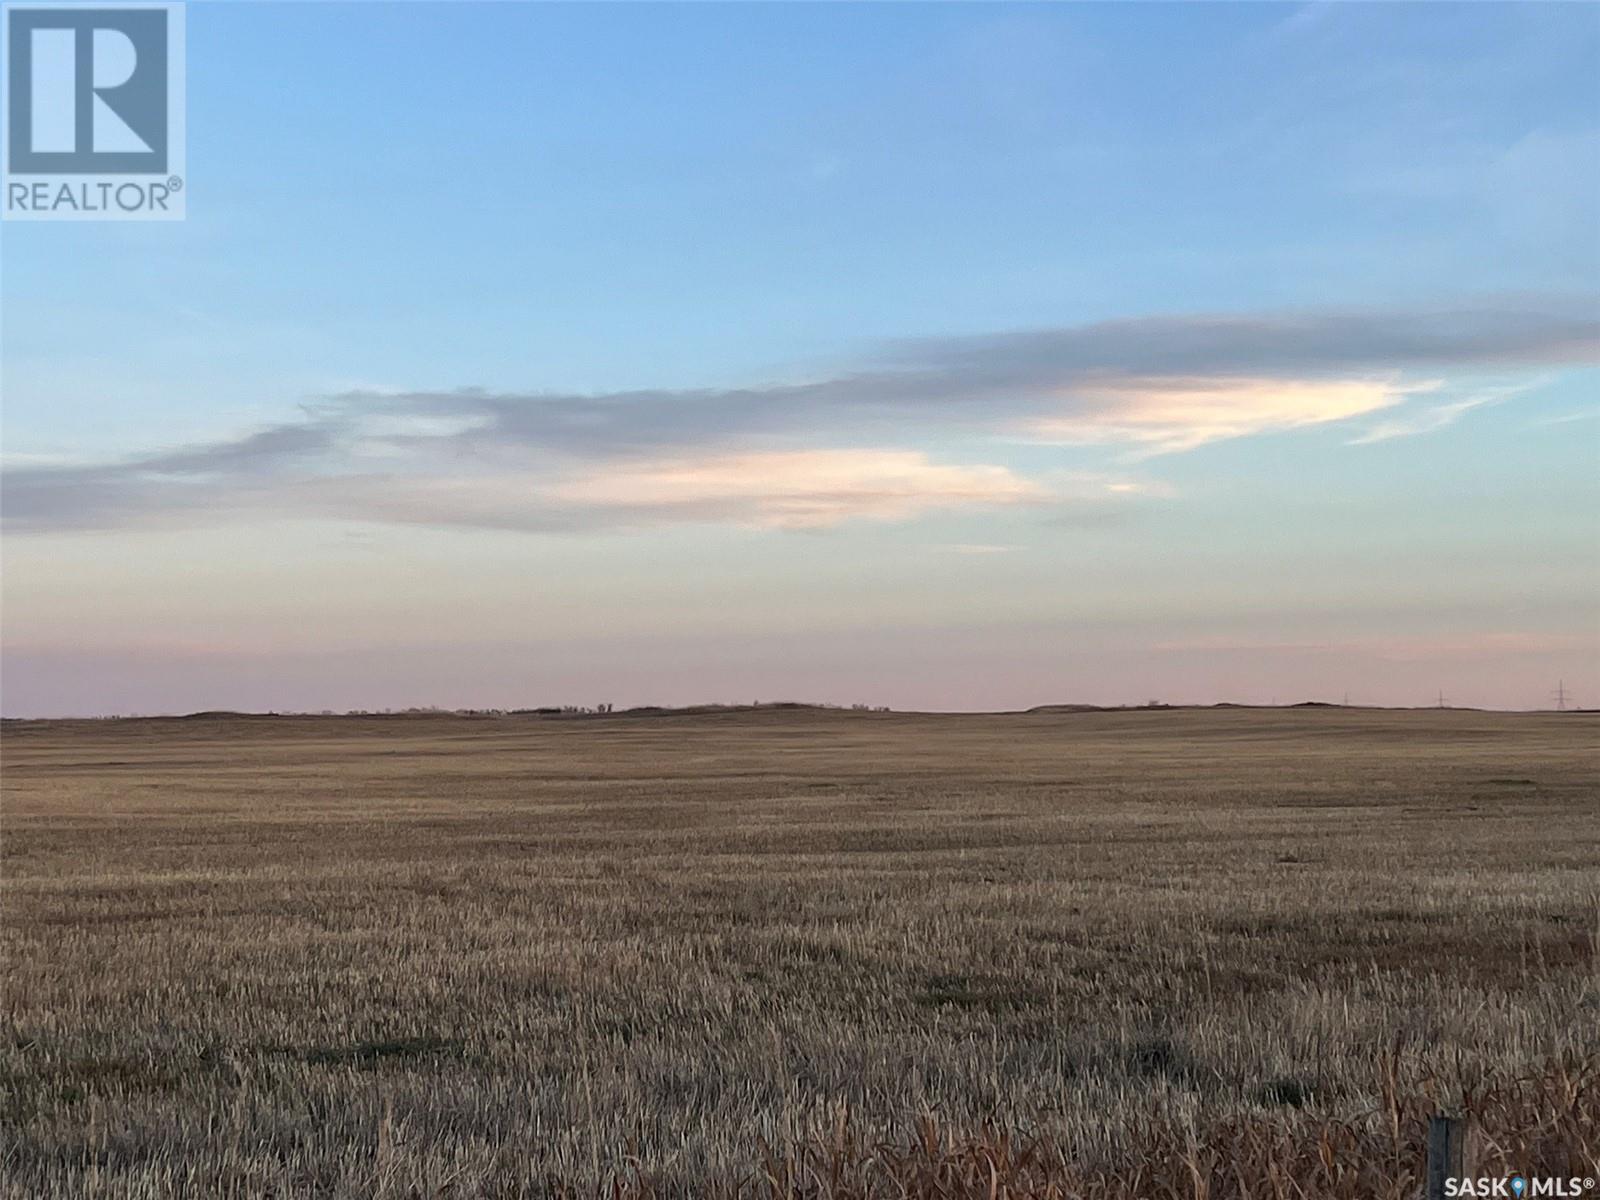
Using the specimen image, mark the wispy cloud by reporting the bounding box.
[1347,380,1540,444]
[1032,376,1418,455]
[1526,407,1600,429]
[5,300,1593,535]
[478,450,1045,531]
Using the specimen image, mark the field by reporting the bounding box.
[2,706,1596,1198]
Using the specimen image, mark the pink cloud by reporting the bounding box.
[550,449,1047,529]
[1029,376,1425,454]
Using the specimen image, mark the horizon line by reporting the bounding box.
[3,699,1594,723]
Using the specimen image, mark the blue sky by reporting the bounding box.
[3,1,1597,715]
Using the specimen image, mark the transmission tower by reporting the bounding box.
[1553,680,1571,711]
[1436,689,1448,709]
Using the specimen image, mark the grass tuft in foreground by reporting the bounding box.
[592,1056,1597,1199]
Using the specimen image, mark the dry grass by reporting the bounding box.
[1,706,1596,1197]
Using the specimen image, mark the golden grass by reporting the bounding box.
[1,706,1596,1197]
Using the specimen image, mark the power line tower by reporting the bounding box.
[1553,680,1571,711]
[1436,689,1448,709]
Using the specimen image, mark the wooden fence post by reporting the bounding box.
[1426,1115,1470,1200]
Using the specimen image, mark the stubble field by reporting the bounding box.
[1,706,1596,1197]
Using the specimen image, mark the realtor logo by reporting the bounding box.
[3,2,185,219]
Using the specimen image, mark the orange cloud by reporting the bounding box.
[1029,376,1427,454]
[552,449,1046,529]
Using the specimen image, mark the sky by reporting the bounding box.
[2,1,1597,716]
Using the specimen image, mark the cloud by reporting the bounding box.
[880,302,1599,378]
[1346,379,1540,444]
[5,299,1594,535]
[1030,376,1418,455]
[284,450,1046,533]
[0,449,1051,536]
[1526,407,1600,429]
[549,450,1044,530]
